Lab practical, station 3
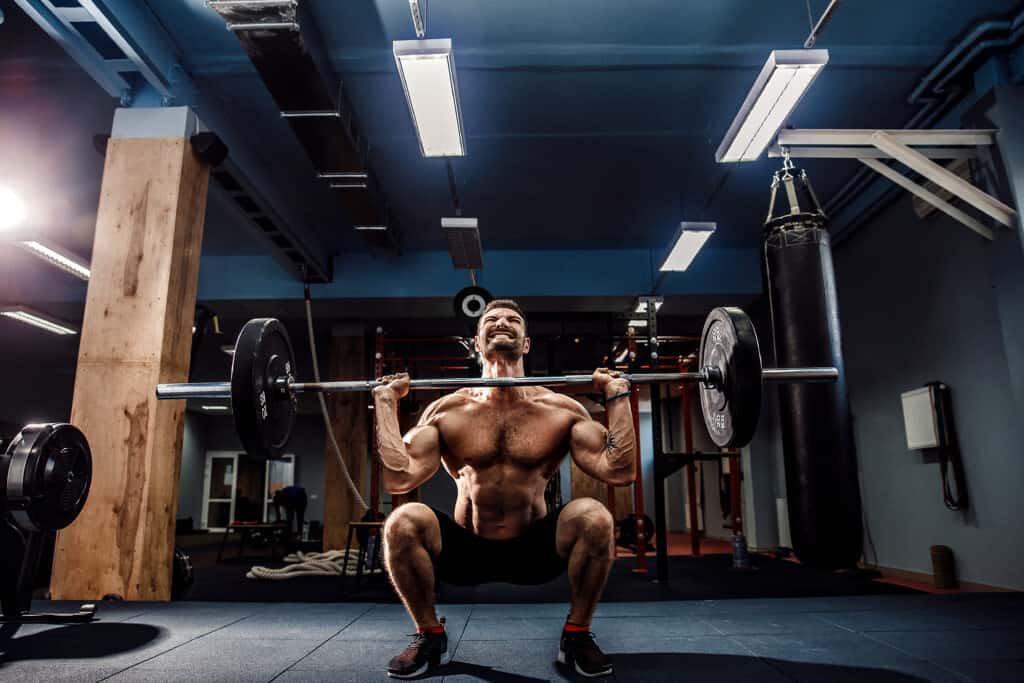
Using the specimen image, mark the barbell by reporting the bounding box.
[155,307,837,460]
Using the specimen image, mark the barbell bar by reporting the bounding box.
[156,367,836,400]
[154,307,839,460]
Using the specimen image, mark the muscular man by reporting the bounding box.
[374,299,636,679]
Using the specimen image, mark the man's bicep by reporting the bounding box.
[570,416,608,455]
[404,423,443,463]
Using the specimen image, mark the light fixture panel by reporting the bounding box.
[660,222,716,272]
[394,39,466,157]
[0,306,77,335]
[716,49,828,163]
[18,240,91,280]
[441,217,482,269]
[634,298,664,314]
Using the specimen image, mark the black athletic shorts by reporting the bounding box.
[431,506,568,586]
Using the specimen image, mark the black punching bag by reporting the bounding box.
[763,161,862,570]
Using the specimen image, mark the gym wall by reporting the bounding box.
[834,191,1024,590]
[195,414,331,524]
[177,412,209,529]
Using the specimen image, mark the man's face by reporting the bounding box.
[475,307,531,361]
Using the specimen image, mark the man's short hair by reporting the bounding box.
[478,298,527,331]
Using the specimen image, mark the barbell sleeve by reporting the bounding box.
[761,367,838,382]
[155,366,838,400]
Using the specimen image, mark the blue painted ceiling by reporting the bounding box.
[1,0,1022,275]
[145,0,1023,253]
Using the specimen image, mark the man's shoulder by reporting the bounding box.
[533,389,589,415]
[430,391,475,409]
[419,391,473,423]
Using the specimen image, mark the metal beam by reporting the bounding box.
[208,156,333,283]
[778,129,997,147]
[76,0,180,99]
[768,145,977,159]
[871,130,1017,227]
[13,0,130,98]
[859,158,993,240]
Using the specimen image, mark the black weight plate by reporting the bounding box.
[2,423,92,532]
[231,318,297,461]
[699,308,763,449]
[453,286,492,322]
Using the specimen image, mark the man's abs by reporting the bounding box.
[451,478,549,539]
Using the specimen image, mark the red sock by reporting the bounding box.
[419,623,445,635]
[563,621,589,632]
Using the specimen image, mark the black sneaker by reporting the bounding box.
[559,629,613,678]
[386,620,448,679]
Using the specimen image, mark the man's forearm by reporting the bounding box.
[603,388,637,476]
[373,391,411,475]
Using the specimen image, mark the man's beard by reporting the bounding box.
[482,334,523,361]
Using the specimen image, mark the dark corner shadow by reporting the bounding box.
[428,653,930,682]
[0,622,163,663]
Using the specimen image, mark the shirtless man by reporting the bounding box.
[373,299,636,679]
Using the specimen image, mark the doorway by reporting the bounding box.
[201,451,295,530]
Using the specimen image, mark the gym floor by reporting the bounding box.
[1,593,1021,682]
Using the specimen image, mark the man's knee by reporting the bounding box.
[384,503,437,555]
[566,498,615,551]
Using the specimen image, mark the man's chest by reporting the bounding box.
[437,402,574,468]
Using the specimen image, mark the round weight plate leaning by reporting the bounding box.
[230,318,298,461]
[698,308,763,449]
[453,286,492,322]
[1,423,92,532]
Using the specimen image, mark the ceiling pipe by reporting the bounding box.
[908,8,1024,103]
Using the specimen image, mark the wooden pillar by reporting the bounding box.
[50,108,209,601]
[323,332,368,550]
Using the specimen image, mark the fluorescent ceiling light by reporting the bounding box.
[18,240,90,280]
[201,405,230,412]
[0,185,27,230]
[354,225,388,231]
[0,307,77,335]
[634,299,663,314]
[716,49,828,163]
[393,38,465,157]
[660,222,716,272]
[627,319,649,328]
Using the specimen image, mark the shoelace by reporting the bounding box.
[404,632,441,648]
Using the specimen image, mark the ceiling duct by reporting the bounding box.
[207,0,397,252]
